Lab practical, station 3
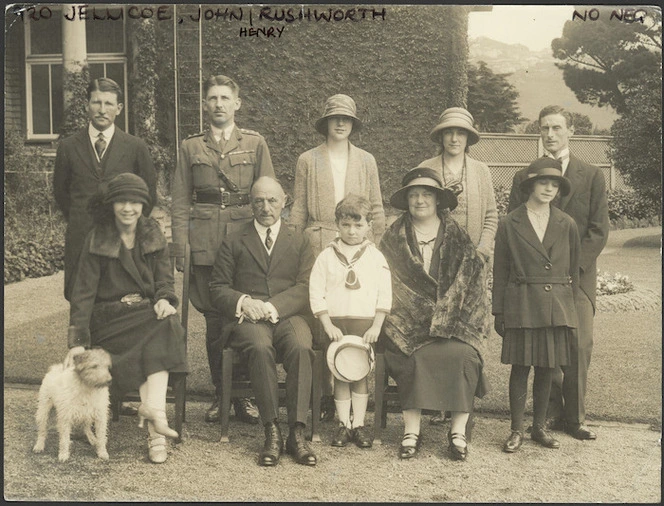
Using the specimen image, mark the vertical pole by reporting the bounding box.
[61,4,87,110]
[173,5,180,159]
[198,4,203,132]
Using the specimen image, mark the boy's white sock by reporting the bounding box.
[334,398,351,428]
[351,392,369,429]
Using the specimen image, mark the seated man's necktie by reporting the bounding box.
[265,227,273,250]
[95,133,107,160]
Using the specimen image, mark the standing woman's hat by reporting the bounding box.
[326,335,376,383]
[519,157,571,197]
[430,107,481,145]
[315,94,363,135]
[389,167,458,212]
[103,173,151,206]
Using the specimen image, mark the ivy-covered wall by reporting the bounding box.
[166,4,470,203]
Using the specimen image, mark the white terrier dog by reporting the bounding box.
[33,348,112,462]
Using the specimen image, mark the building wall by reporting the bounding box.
[4,17,25,133]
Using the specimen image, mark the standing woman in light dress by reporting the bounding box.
[419,107,498,426]
[289,94,386,421]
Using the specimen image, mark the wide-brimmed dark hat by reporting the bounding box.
[315,94,362,135]
[103,173,151,206]
[519,157,571,197]
[390,167,458,212]
[430,107,480,146]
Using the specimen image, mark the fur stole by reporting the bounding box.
[89,216,166,258]
[380,212,491,359]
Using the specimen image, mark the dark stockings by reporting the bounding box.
[509,365,554,431]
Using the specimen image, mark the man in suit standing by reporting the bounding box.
[209,177,318,467]
[171,75,275,425]
[508,105,609,440]
[53,77,157,302]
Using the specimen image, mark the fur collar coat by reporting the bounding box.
[380,212,492,359]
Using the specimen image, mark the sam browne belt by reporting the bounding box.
[194,190,251,206]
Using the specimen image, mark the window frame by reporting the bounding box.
[24,6,128,141]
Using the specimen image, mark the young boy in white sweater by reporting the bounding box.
[309,194,392,448]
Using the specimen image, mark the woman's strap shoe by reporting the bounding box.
[503,430,523,453]
[447,431,468,461]
[138,404,179,439]
[532,425,561,448]
[399,433,422,459]
[148,435,168,464]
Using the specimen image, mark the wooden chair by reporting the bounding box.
[219,342,324,443]
[373,339,474,446]
[110,242,190,443]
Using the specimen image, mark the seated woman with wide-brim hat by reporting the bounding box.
[379,167,492,461]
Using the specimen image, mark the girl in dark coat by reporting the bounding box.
[493,157,580,453]
[64,173,187,463]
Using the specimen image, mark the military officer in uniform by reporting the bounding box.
[171,75,275,423]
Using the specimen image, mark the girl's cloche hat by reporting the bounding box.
[430,107,481,146]
[315,94,363,135]
[519,157,571,197]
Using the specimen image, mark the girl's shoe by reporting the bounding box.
[503,430,523,453]
[138,404,179,439]
[447,431,468,461]
[331,423,352,447]
[148,435,168,464]
[399,433,422,459]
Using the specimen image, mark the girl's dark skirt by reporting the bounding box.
[501,326,572,368]
[90,304,188,394]
[385,338,488,412]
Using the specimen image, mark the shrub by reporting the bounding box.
[607,189,660,222]
[494,185,511,216]
[4,232,65,284]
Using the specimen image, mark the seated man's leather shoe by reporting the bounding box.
[565,423,597,440]
[205,400,220,423]
[259,421,283,466]
[233,397,260,425]
[531,425,561,448]
[503,430,523,453]
[286,423,317,466]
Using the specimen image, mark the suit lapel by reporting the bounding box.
[559,155,582,210]
[241,226,269,273]
[542,209,564,254]
[511,205,550,260]
[101,128,128,175]
[72,130,102,178]
[267,224,293,274]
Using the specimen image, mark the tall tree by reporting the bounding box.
[610,72,662,205]
[552,7,662,114]
[467,61,525,132]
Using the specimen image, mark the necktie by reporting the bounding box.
[95,133,107,160]
[265,228,273,250]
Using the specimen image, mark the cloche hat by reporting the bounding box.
[519,157,571,197]
[430,107,480,145]
[326,335,375,383]
[389,167,458,212]
[103,173,151,206]
[315,94,363,136]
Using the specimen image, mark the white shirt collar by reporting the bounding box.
[545,147,570,175]
[89,122,115,143]
[254,219,282,252]
[210,123,235,143]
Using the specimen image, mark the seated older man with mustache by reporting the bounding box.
[209,176,318,467]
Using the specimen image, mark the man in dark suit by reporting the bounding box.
[508,105,609,440]
[209,177,317,467]
[53,77,157,302]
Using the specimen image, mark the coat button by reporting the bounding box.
[544,262,552,270]
[220,154,225,159]
[544,284,552,292]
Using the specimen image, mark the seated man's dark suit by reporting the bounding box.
[209,221,315,426]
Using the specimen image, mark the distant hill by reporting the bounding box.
[469,36,618,131]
